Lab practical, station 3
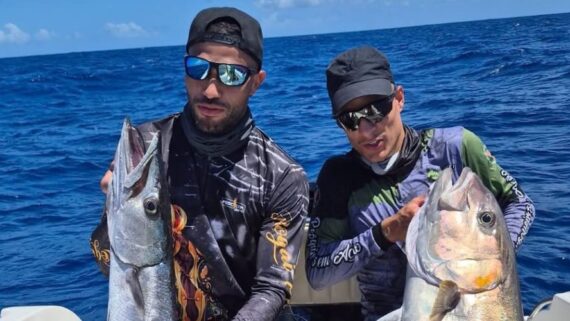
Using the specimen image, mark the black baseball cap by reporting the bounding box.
[326,46,394,117]
[186,7,263,69]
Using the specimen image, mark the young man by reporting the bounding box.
[305,46,535,321]
[92,7,309,321]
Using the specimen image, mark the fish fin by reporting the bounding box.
[429,280,460,321]
[126,267,145,312]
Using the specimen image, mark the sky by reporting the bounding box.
[1,0,569,59]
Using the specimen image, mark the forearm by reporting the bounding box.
[305,218,384,290]
[499,169,535,250]
[90,207,111,276]
[235,167,308,320]
[460,129,535,249]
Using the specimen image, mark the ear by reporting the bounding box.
[395,85,405,111]
[248,70,266,96]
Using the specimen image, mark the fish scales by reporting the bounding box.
[106,119,177,321]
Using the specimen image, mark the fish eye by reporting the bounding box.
[143,197,158,217]
[478,211,496,227]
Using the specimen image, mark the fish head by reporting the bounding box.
[107,118,170,268]
[407,167,515,293]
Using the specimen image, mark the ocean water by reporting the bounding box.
[1,12,569,320]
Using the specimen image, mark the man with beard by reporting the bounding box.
[92,7,309,321]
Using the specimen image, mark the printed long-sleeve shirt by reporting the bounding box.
[305,126,535,321]
[91,114,309,321]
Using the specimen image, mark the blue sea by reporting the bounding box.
[1,12,569,321]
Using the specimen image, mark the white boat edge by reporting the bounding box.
[0,306,81,321]
[0,291,569,321]
[524,291,570,321]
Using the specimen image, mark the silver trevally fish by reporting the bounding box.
[106,119,177,321]
[379,167,523,321]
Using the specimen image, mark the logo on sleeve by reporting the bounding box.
[221,198,246,213]
[427,169,440,182]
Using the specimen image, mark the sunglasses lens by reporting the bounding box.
[184,56,250,86]
[337,113,357,131]
[218,64,249,86]
[337,96,393,131]
[185,57,210,80]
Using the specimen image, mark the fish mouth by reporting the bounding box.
[111,118,157,205]
[432,258,504,293]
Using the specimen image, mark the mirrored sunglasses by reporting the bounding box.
[184,56,253,87]
[336,95,394,131]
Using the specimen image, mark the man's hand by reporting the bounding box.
[100,170,112,194]
[381,196,426,242]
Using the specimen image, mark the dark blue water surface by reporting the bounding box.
[1,13,569,320]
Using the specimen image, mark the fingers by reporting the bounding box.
[411,195,426,207]
[381,195,427,243]
[400,195,426,219]
[409,195,426,210]
[100,170,112,194]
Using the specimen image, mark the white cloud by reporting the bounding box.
[0,23,30,44]
[35,28,55,41]
[256,0,322,9]
[104,22,151,38]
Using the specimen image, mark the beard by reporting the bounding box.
[189,97,246,134]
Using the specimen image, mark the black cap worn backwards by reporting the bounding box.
[186,7,263,69]
[326,46,394,117]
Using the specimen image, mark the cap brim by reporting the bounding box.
[332,79,393,116]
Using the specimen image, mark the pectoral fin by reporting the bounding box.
[429,280,460,321]
[126,267,145,311]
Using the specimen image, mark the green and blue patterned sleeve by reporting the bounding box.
[461,129,535,249]
[305,156,389,290]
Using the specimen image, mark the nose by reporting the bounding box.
[202,69,221,99]
[203,79,221,99]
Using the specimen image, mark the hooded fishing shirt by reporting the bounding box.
[305,126,535,321]
[91,114,310,321]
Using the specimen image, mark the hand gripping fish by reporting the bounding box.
[106,119,177,321]
[379,167,524,321]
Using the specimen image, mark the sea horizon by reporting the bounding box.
[1,11,568,60]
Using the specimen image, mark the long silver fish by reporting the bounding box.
[106,119,177,321]
[379,167,523,321]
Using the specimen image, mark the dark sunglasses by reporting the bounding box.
[336,94,394,131]
[184,56,255,87]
